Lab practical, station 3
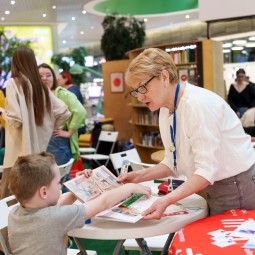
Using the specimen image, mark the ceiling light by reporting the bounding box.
[62,40,66,44]
[223,49,231,53]
[246,42,255,47]
[231,46,244,50]
[71,17,76,21]
[52,5,56,9]
[1,17,5,21]
[185,15,190,19]
[144,18,148,22]
[82,10,86,14]
[5,10,10,15]
[10,1,15,4]
[248,36,255,41]
[223,43,232,48]
[80,31,84,35]
[42,14,46,18]
[232,40,247,45]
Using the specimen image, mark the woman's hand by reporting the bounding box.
[53,128,75,138]
[142,196,169,220]
[53,129,70,138]
[76,169,93,178]
[117,171,140,184]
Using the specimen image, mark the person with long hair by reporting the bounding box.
[57,71,86,135]
[0,46,71,198]
[228,68,255,118]
[38,63,86,165]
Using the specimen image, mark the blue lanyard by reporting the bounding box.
[170,83,180,171]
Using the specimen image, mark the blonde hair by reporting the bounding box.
[125,48,178,86]
[9,152,56,204]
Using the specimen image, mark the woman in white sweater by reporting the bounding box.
[0,46,71,198]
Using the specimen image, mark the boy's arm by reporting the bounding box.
[83,183,151,219]
[58,192,77,205]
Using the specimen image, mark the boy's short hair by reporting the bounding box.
[9,152,56,204]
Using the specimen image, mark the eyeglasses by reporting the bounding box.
[129,76,155,98]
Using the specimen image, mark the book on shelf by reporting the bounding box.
[64,165,159,223]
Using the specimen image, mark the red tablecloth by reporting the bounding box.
[169,210,255,255]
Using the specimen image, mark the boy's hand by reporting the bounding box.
[126,183,151,198]
[76,169,93,178]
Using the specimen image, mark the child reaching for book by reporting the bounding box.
[8,152,151,255]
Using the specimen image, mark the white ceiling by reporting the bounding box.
[0,0,199,53]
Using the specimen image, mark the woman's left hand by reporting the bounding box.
[142,196,169,220]
[53,129,70,138]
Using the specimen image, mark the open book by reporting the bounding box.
[64,165,159,223]
[96,193,159,223]
[64,165,121,203]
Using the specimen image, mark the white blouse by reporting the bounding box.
[160,83,255,184]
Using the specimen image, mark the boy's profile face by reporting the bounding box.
[45,164,62,206]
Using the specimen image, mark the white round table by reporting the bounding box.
[68,182,208,255]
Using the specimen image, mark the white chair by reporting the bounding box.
[58,158,74,188]
[110,148,154,175]
[123,234,169,253]
[129,159,155,171]
[0,195,17,255]
[80,131,119,168]
[0,195,97,255]
[109,149,169,253]
[67,248,97,255]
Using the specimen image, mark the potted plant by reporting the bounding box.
[101,14,146,61]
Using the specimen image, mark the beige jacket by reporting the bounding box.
[3,78,71,168]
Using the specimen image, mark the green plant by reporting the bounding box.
[0,30,31,87]
[51,47,88,85]
[101,14,146,60]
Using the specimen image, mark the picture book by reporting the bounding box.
[64,165,160,223]
[96,193,159,223]
[64,165,121,203]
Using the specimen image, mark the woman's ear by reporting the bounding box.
[39,186,48,199]
[161,70,169,83]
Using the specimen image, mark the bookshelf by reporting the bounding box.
[130,101,164,163]
[127,40,224,163]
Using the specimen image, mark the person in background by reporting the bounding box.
[117,48,255,218]
[0,88,5,129]
[8,151,151,255]
[0,88,5,165]
[57,72,86,136]
[0,46,71,199]
[38,63,86,165]
[228,68,255,118]
[245,75,255,90]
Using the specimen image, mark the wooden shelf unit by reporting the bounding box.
[127,40,224,163]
